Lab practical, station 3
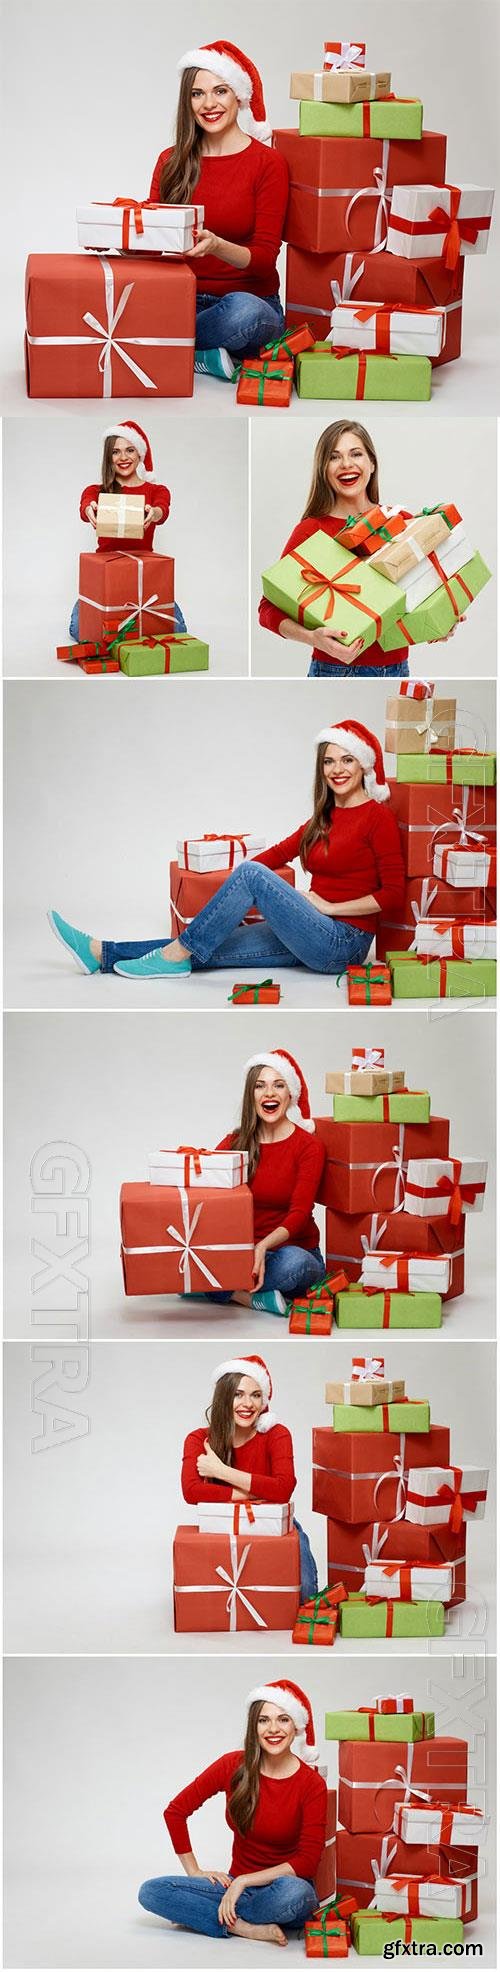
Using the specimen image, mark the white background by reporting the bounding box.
[251,415,497,675]
[1,0,499,417]
[3,1654,496,1968]
[4,1006,495,1340]
[2,415,249,677]
[4,675,496,1009]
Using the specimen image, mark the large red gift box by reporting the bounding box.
[169,861,295,936]
[389,780,497,880]
[173,1526,300,1632]
[273,130,447,253]
[315,1116,450,1213]
[314,1788,337,1906]
[326,1516,466,1606]
[79,550,175,644]
[338,1736,468,1834]
[25,254,196,398]
[335,1829,478,1921]
[120,1183,254,1295]
[285,246,464,368]
[375,874,496,957]
[312,1424,450,1524]
[325,1205,465,1301]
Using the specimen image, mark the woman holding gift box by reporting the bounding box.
[138,1680,326,1946]
[210,1052,327,1313]
[68,421,187,641]
[181,1354,318,1601]
[150,41,289,382]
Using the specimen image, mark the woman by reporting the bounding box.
[138,1680,326,1947]
[150,39,289,381]
[181,1354,318,1601]
[69,420,186,641]
[258,421,457,678]
[208,1050,326,1314]
[48,718,405,978]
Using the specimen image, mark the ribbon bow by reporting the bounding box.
[352,1356,386,1380]
[367,1837,398,1904]
[82,257,159,396]
[408,879,439,950]
[362,1525,389,1570]
[345,140,392,251]
[428,186,483,270]
[373,1438,407,1520]
[240,363,290,403]
[165,1189,234,1293]
[352,1047,385,1070]
[372,1125,407,1211]
[111,196,145,249]
[215,1537,267,1631]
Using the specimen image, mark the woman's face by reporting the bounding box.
[323,745,365,799]
[257,1704,297,1758]
[253,1067,290,1127]
[232,1376,264,1431]
[112,441,140,480]
[325,430,373,501]
[191,69,240,135]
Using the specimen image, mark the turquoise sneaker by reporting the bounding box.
[194,346,236,381]
[251,1289,288,1316]
[48,910,100,974]
[113,951,192,978]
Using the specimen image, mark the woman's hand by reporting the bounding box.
[218,1877,246,1927]
[307,890,334,915]
[143,505,163,528]
[197,1439,228,1482]
[85,501,98,529]
[194,1866,232,1888]
[252,1241,268,1291]
[428,619,464,642]
[312,628,364,666]
[187,229,220,259]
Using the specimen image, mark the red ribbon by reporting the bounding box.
[328,345,396,400]
[176,1144,208,1187]
[363,1286,393,1326]
[112,197,146,250]
[406,1467,487,1533]
[379,1563,413,1601]
[404,1157,484,1224]
[433,920,468,958]
[389,186,487,274]
[183,834,249,871]
[380,1914,413,1942]
[390,1878,444,1918]
[289,544,383,636]
[232,1500,255,1535]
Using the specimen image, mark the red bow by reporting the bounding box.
[428,186,483,271]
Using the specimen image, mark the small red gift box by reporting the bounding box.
[312,1423,451,1524]
[316,1115,450,1214]
[173,1525,300,1632]
[304,1916,349,1958]
[78,656,120,673]
[337,505,408,557]
[120,1182,254,1295]
[169,861,295,936]
[325,1204,465,1301]
[288,1271,348,1335]
[79,549,175,644]
[228,980,281,1005]
[347,962,391,1005]
[274,130,448,254]
[56,642,98,662]
[236,357,293,406]
[285,244,464,367]
[259,323,315,360]
[292,1607,338,1644]
[338,1736,468,1835]
[25,253,196,397]
[327,1515,467,1607]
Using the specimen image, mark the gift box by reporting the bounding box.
[228,980,281,1005]
[120,1182,254,1295]
[332,1400,429,1434]
[361,1252,450,1293]
[325,1203,465,1301]
[78,549,175,643]
[259,323,315,360]
[351,1912,463,1953]
[340,1592,446,1636]
[329,300,446,358]
[339,1737,468,1835]
[396,751,496,786]
[274,129,448,255]
[304,1919,348,1957]
[325,1709,434,1744]
[290,71,390,106]
[299,98,423,142]
[147,1149,248,1188]
[197,1501,293,1537]
[96,491,145,539]
[380,549,492,650]
[169,862,295,937]
[387,182,494,261]
[312,1422,450,1524]
[405,1466,488,1528]
[296,345,432,403]
[236,358,293,406]
[393,1803,486,1847]
[292,1608,338,1645]
[316,1114,450,1214]
[57,642,99,662]
[332,1092,430,1124]
[364,1560,453,1602]
[173,1526,300,1632]
[373,1696,414,1711]
[118,633,209,675]
[388,952,496,999]
[373,512,462,593]
[77,655,120,673]
[375,879,495,959]
[288,1272,348,1336]
[326,1378,405,1406]
[404,1157,487,1218]
[336,1829,476,1916]
[389,777,497,880]
[262,530,405,651]
[352,1046,385,1068]
[285,244,463,366]
[25,253,196,397]
[326,1069,405,1096]
[77,199,203,253]
[327,1517,466,1607]
[335,1288,442,1329]
[374,1875,471,1920]
[347,963,392,1005]
[324,42,366,70]
[336,507,408,557]
[433,845,496,888]
[177,833,265,873]
[385,694,456,756]
[413,919,496,958]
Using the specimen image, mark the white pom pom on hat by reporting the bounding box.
[102,421,153,484]
[245,1679,318,1766]
[243,1050,315,1133]
[177,39,272,142]
[315,718,390,803]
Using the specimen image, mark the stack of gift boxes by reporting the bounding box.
[26,201,199,399]
[173,1495,303,1638]
[275,37,494,400]
[56,518,209,676]
[315,1046,488,1326]
[120,1142,255,1302]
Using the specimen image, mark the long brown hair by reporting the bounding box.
[229,1701,267,1835]
[229,1065,271,1181]
[99,436,141,493]
[299,742,340,867]
[302,421,380,519]
[205,1371,246,1466]
[159,68,205,204]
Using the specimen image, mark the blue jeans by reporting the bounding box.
[196,289,285,357]
[100,867,373,974]
[295,1519,319,1602]
[68,599,187,642]
[138,1872,317,1937]
[206,1242,326,1304]
[308,657,410,679]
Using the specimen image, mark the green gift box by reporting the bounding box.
[118,634,209,676]
[325,1708,434,1742]
[262,527,405,652]
[339,1594,445,1638]
[395,751,496,786]
[335,1290,442,1330]
[296,345,431,403]
[351,1913,463,1955]
[298,98,423,140]
[332,1092,430,1123]
[332,1399,430,1433]
[381,549,491,649]
[387,953,497,1000]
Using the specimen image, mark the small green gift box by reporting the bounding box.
[381,549,491,648]
[262,527,405,651]
[296,345,431,403]
[339,1594,445,1638]
[118,634,209,676]
[332,1399,430,1433]
[335,1290,442,1330]
[325,1709,435,1743]
[395,751,496,786]
[351,1912,463,1955]
[387,953,497,1000]
[332,1091,430,1123]
[298,97,423,140]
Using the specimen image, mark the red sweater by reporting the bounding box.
[259,513,413,668]
[254,806,405,933]
[216,1126,325,1247]
[149,141,289,296]
[181,1422,296,1505]
[164,1751,327,1881]
[80,480,170,554]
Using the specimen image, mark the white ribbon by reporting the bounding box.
[215,1537,267,1631]
[324,42,365,70]
[80,551,175,637]
[352,1046,385,1069]
[328,253,366,324]
[368,1838,398,1905]
[352,1357,385,1381]
[361,1215,388,1257]
[372,1126,407,1211]
[408,879,439,950]
[372,1695,414,1712]
[27,256,194,397]
[431,786,487,854]
[373,1437,407,1520]
[362,1524,389,1566]
[345,141,391,252]
[123,1185,252,1291]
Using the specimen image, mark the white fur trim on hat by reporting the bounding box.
[315,725,390,805]
[103,424,147,459]
[179,47,252,102]
[243,1053,315,1134]
[245,1685,318,1765]
[211,1358,271,1402]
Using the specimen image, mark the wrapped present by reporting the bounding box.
[273,129,448,255]
[312,1422,450,1524]
[379,517,474,610]
[292,1608,338,1645]
[326,1377,405,1406]
[385,694,456,756]
[414,919,496,958]
[388,952,496,999]
[290,70,391,105]
[296,345,432,403]
[173,1525,300,1632]
[364,1560,453,1602]
[120,1181,254,1295]
[380,549,492,649]
[118,633,209,675]
[315,1114,450,1214]
[404,1156,487,1219]
[288,1271,348,1336]
[393,1802,486,1847]
[399,679,434,696]
[331,1092,430,1124]
[323,41,366,69]
[433,844,496,887]
[197,1501,293,1537]
[336,507,408,557]
[228,980,281,1005]
[79,549,175,643]
[372,1696,413,1709]
[375,880,496,959]
[332,1399,429,1434]
[304,1919,348,1958]
[262,529,405,651]
[347,963,392,1004]
[361,1251,450,1293]
[96,491,145,539]
[259,323,315,360]
[236,358,293,406]
[387,182,494,261]
[405,1465,488,1528]
[329,299,446,358]
[147,1149,248,1189]
[337,1829,478,1920]
[325,1709,434,1744]
[299,100,424,142]
[169,861,295,938]
[396,750,496,786]
[340,1593,445,1637]
[351,1912,463,1953]
[177,833,265,873]
[373,1875,472,1920]
[77,655,120,673]
[77,199,203,253]
[25,253,196,397]
[372,511,460,587]
[388,777,497,879]
[350,1352,385,1376]
[339,1738,468,1838]
[325,1203,465,1301]
[351,1045,385,1068]
[285,244,463,367]
[327,1518,466,1606]
[57,641,100,662]
[335,1287,442,1329]
[325,1069,405,1096]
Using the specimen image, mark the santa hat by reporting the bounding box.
[243,1050,315,1134]
[210,1355,276,1432]
[315,719,390,804]
[245,1680,318,1766]
[178,40,271,142]
[102,422,153,483]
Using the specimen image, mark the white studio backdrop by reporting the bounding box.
[4,675,496,1010]
[4,1654,496,1969]
[2,416,249,678]
[251,414,497,676]
[1,0,499,415]
[4,1006,495,1341]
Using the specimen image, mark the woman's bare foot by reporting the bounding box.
[232,1918,287,1946]
[90,939,102,962]
[161,938,189,962]
[229,1292,252,1309]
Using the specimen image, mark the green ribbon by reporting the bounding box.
[261,333,296,362]
[307,1920,345,1951]
[341,513,395,545]
[241,363,290,403]
[295,1612,334,1642]
[422,504,455,531]
[349,963,389,1004]
[228,978,274,1004]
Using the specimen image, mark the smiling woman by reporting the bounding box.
[180,1351,319,1600]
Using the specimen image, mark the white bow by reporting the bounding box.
[431,786,487,853]
[361,1215,388,1257]
[373,1438,407,1520]
[82,256,158,396]
[409,880,439,950]
[345,141,391,252]
[372,1126,406,1211]
[166,1190,222,1293]
[324,42,365,70]
[354,1359,385,1381]
[352,1048,385,1070]
[362,1524,389,1566]
[368,1837,398,1904]
[215,1537,267,1631]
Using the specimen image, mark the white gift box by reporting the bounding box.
[414,920,496,959]
[404,1157,487,1218]
[177,835,266,872]
[323,40,366,69]
[329,300,446,358]
[374,1875,471,1920]
[77,201,203,254]
[361,1251,450,1293]
[405,1465,489,1526]
[393,1802,487,1847]
[432,843,496,887]
[364,1561,454,1603]
[387,183,494,261]
[148,1150,248,1189]
[386,521,473,611]
[197,1502,294,1537]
